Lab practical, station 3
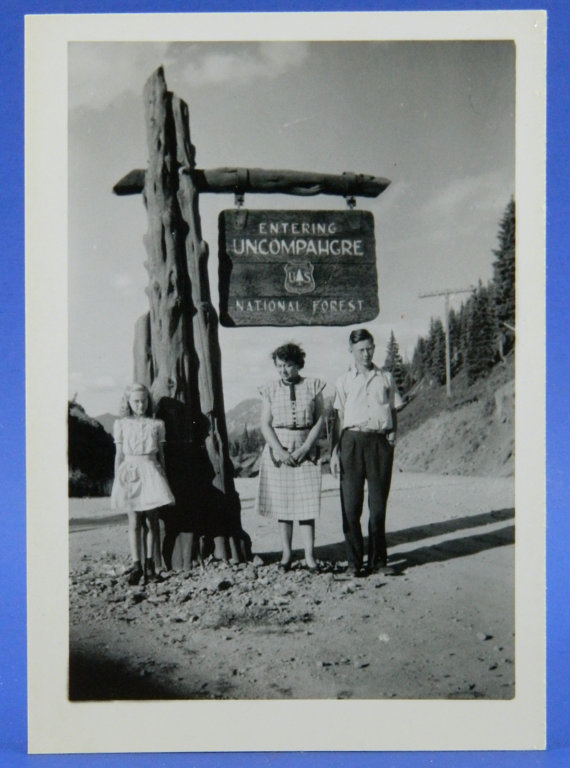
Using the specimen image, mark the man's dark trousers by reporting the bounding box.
[339,430,394,570]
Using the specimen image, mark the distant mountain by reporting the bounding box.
[225,398,261,438]
[95,412,118,435]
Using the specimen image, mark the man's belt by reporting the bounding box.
[346,426,389,434]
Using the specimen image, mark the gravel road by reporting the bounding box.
[69,472,515,700]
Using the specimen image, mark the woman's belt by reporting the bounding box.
[273,424,313,430]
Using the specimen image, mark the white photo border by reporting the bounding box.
[25,10,546,754]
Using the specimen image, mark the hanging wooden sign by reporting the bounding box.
[218,209,379,326]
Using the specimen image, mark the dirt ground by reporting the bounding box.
[68,472,515,701]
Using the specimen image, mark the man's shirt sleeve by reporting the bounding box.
[388,372,404,410]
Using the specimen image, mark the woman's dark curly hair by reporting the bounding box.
[271,342,306,369]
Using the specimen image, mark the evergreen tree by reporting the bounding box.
[458,299,473,373]
[401,355,414,392]
[427,317,446,385]
[465,282,498,384]
[238,424,251,456]
[384,330,407,392]
[492,197,515,331]
[448,307,463,375]
[411,336,429,383]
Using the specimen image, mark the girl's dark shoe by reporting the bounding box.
[278,561,291,573]
[127,563,143,586]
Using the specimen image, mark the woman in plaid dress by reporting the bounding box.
[255,343,325,572]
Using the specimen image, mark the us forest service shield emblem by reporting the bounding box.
[284,261,316,295]
[218,209,380,326]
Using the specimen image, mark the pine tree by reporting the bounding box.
[492,197,515,330]
[448,307,462,375]
[458,299,473,373]
[427,317,446,385]
[411,336,429,383]
[401,355,414,392]
[239,424,250,456]
[465,283,498,384]
[384,330,407,392]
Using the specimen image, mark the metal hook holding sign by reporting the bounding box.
[342,171,358,210]
[234,167,248,221]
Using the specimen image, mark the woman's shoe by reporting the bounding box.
[305,561,320,574]
[278,561,291,572]
[144,559,162,583]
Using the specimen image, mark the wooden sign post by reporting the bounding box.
[114,67,390,567]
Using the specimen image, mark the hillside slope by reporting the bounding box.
[396,357,514,477]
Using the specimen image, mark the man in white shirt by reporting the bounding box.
[331,328,403,576]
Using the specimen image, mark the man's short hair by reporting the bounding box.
[349,328,374,345]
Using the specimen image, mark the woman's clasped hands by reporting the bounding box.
[274,445,300,466]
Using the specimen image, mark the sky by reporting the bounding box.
[68,40,515,414]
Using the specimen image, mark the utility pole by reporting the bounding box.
[419,286,474,397]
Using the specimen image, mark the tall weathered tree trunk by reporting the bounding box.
[140,67,245,565]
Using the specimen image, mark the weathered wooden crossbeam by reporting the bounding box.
[113,167,390,198]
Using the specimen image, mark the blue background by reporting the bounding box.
[1,0,566,765]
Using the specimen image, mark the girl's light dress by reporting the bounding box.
[110,417,175,512]
[255,377,325,521]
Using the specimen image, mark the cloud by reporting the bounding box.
[69,42,310,111]
[174,42,310,86]
[68,42,172,111]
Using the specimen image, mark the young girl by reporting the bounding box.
[110,383,175,585]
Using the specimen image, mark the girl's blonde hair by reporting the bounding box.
[119,383,154,417]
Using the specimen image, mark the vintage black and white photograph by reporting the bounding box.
[26,10,546,754]
[67,36,517,702]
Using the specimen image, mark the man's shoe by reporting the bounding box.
[346,564,364,578]
[369,563,396,576]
